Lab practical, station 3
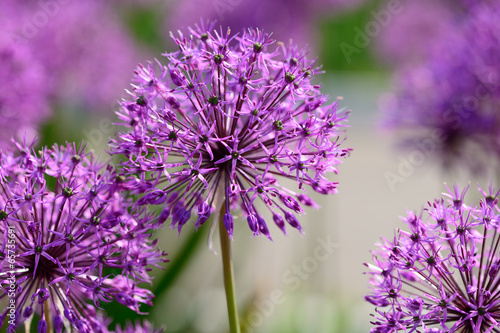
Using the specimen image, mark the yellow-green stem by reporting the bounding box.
[218,205,241,333]
[44,300,52,333]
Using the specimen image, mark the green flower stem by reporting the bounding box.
[45,301,52,333]
[219,205,241,333]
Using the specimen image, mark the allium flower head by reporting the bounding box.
[0,141,168,332]
[365,183,500,332]
[111,23,351,238]
[381,2,500,173]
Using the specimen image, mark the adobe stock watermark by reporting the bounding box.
[82,118,114,149]
[384,129,446,192]
[8,0,72,44]
[81,99,120,149]
[4,224,18,332]
[340,0,403,63]
[384,72,500,192]
[213,0,243,21]
[241,235,339,332]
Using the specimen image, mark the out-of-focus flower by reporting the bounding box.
[110,23,351,239]
[0,34,50,147]
[4,0,141,113]
[380,3,500,173]
[365,183,500,332]
[374,0,456,65]
[0,141,168,332]
[165,0,367,51]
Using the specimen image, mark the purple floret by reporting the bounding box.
[110,23,351,238]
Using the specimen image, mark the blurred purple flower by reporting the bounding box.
[374,0,456,65]
[365,183,500,332]
[110,24,351,239]
[0,34,50,147]
[4,0,142,113]
[165,0,367,51]
[380,3,500,173]
[0,141,167,332]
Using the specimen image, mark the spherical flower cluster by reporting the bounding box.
[365,184,500,332]
[110,23,351,238]
[0,141,167,332]
[0,35,50,147]
[381,2,500,173]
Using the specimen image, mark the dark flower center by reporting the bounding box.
[274,120,283,131]
[208,96,219,106]
[426,256,436,266]
[214,54,224,64]
[285,72,295,84]
[63,187,74,198]
[136,96,147,106]
[71,155,81,164]
[253,42,263,53]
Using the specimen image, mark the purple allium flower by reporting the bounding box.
[4,0,141,113]
[380,2,500,173]
[0,141,168,332]
[365,183,500,332]
[0,34,50,147]
[110,25,351,238]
